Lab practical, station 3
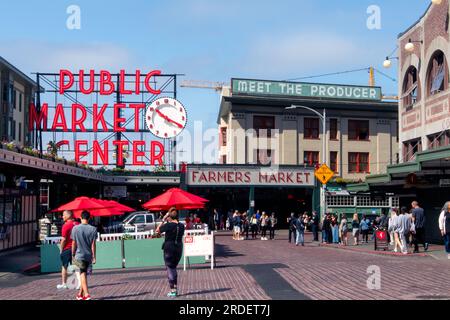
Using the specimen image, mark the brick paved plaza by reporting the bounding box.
[0,231,449,300]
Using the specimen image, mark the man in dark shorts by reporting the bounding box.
[72,211,97,300]
[411,201,429,253]
[57,210,80,290]
[156,207,185,298]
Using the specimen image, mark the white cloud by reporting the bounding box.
[0,40,135,75]
[241,31,375,78]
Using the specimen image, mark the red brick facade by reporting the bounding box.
[398,0,450,162]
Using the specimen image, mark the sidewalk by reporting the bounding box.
[316,235,448,260]
[0,245,41,280]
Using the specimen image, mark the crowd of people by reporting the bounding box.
[227,210,278,241]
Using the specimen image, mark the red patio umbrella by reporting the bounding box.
[72,207,125,219]
[142,188,208,211]
[95,199,135,213]
[51,196,115,212]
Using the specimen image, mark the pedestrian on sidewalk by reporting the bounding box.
[339,214,348,246]
[295,214,305,246]
[388,210,396,246]
[232,211,242,240]
[411,201,429,253]
[260,212,269,241]
[331,215,339,244]
[242,212,250,240]
[438,201,450,260]
[269,212,277,240]
[325,213,333,244]
[287,212,296,243]
[351,214,360,246]
[311,211,319,241]
[360,215,370,243]
[71,211,97,300]
[391,208,403,253]
[250,213,258,239]
[398,208,411,255]
[57,210,80,290]
[156,207,185,298]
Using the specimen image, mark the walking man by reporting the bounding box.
[72,211,97,300]
[287,213,296,243]
[397,208,411,254]
[57,210,80,290]
[269,212,277,240]
[311,211,319,242]
[411,201,428,253]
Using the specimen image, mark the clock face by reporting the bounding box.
[145,97,187,139]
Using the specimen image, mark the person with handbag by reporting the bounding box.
[156,207,185,298]
[438,201,450,260]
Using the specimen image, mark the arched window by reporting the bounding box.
[402,66,421,108]
[426,50,448,96]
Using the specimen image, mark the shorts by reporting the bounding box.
[352,228,360,237]
[73,258,92,274]
[60,249,72,269]
[233,226,241,233]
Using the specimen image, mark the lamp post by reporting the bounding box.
[286,105,327,218]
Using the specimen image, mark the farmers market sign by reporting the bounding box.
[232,78,382,101]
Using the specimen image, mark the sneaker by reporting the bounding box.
[167,291,177,298]
[83,295,92,300]
[57,284,68,290]
[424,243,429,251]
[447,254,450,260]
[76,294,83,300]
[393,248,398,253]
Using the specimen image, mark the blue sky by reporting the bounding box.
[0,0,431,162]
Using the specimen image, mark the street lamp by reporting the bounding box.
[405,39,423,53]
[383,56,399,69]
[286,105,327,218]
[432,0,442,5]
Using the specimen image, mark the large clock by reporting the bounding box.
[145,97,187,139]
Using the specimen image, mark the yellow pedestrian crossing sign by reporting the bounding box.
[314,164,334,185]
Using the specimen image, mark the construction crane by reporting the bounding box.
[180,80,228,92]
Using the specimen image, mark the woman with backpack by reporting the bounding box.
[156,207,185,298]
[339,214,349,246]
[360,215,370,243]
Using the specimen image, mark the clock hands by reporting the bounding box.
[155,109,184,129]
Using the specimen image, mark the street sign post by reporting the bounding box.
[314,164,334,185]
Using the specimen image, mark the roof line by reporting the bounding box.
[0,56,38,87]
[397,3,432,39]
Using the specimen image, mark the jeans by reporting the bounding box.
[269,227,276,239]
[322,230,328,243]
[296,230,305,245]
[289,228,296,243]
[332,226,339,243]
[444,234,450,254]
[311,224,319,241]
[398,232,408,254]
[413,227,427,252]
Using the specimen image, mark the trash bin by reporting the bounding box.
[374,229,388,251]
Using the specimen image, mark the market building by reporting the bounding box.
[350,0,450,243]
[207,78,400,223]
[0,56,37,147]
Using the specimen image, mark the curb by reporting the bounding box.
[318,243,429,257]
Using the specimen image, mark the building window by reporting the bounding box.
[330,151,338,173]
[428,131,450,150]
[220,127,227,147]
[221,155,227,164]
[11,120,16,140]
[19,93,22,112]
[257,149,272,165]
[304,151,319,167]
[304,117,320,139]
[18,123,21,142]
[13,90,17,109]
[348,152,369,173]
[254,116,275,138]
[348,120,369,141]
[329,119,338,140]
[402,138,422,162]
[402,66,420,109]
[427,50,448,96]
